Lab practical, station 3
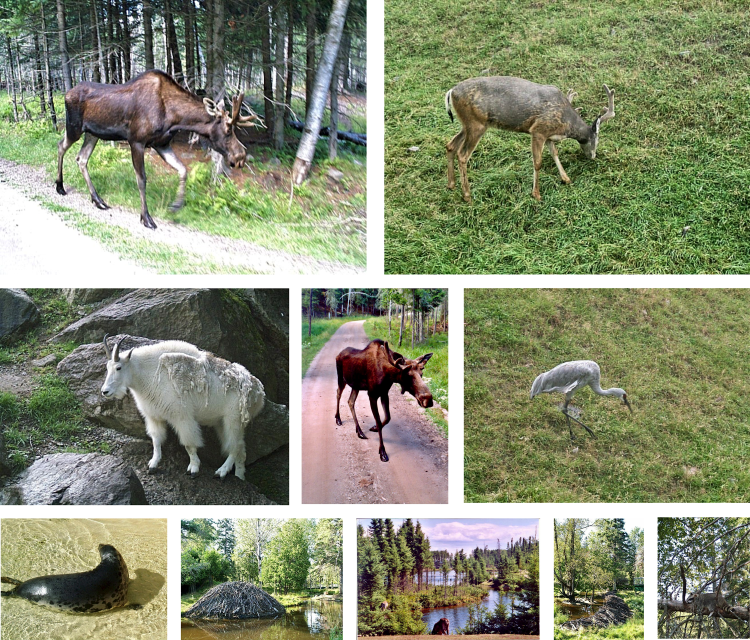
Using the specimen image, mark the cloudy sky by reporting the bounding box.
[359,519,539,555]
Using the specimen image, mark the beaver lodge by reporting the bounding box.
[559,593,633,631]
[183,582,285,620]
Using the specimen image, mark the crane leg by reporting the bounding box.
[562,402,596,439]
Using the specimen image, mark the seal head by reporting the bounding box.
[1,543,130,613]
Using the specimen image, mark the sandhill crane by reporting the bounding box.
[530,360,632,440]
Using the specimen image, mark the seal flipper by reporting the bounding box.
[127,604,143,610]
[1,576,21,596]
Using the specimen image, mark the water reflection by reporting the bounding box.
[181,599,342,640]
[555,597,605,620]
[422,588,517,635]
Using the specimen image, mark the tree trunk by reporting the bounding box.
[122,0,132,81]
[340,29,351,90]
[244,47,253,91]
[5,37,18,122]
[55,0,73,91]
[114,0,124,81]
[399,304,405,347]
[308,289,313,337]
[304,0,316,117]
[285,3,293,109]
[204,0,214,91]
[328,44,344,159]
[106,0,118,82]
[143,0,155,70]
[165,0,183,83]
[183,0,195,87]
[33,32,46,115]
[273,1,286,150]
[260,1,274,134]
[40,4,57,128]
[291,0,350,183]
[211,0,225,98]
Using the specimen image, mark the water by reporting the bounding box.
[1,518,167,640]
[421,588,518,635]
[555,597,606,620]
[181,598,342,640]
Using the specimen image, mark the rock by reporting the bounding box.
[53,289,289,404]
[408,146,420,152]
[327,168,345,182]
[31,354,58,368]
[0,289,40,341]
[559,593,633,631]
[0,432,11,477]
[57,335,289,463]
[0,453,147,505]
[61,289,127,305]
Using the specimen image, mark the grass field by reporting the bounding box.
[464,289,750,502]
[384,0,750,274]
[555,591,644,640]
[301,315,367,376]
[0,94,366,270]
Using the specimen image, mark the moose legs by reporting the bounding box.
[130,141,158,230]
[56,132,111,210]
[154,145,188,212]
[369,393,391,463]
[447,122,487,203]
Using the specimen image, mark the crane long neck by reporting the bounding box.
[591,381,619,397]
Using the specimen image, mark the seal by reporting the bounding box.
[1,544,133,613]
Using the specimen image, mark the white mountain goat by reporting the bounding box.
[100,335,265,480]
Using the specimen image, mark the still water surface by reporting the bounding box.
[422,588,518,635]
[1,518,167,640]
[555,597,605,620]
[181,598,342,640]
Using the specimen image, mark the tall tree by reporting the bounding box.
[292,0,349,183]
[142,0,155,69]
[55,0,73,91]
[272,0,286,149]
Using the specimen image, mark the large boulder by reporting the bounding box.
[56,335,289,465]
[0,453,147,505]
[0,289,40,341]
[53,289,288,404]
[61,289,128,305]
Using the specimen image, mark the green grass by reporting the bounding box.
[465,289,750,502]
[384,0,750,274]
[301,315,367,377]
[555,591,644,640]
[0,95,366,270]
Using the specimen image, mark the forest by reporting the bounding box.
[357,518,539,636]
[0,0,366,271]
[658,517,750,639]
[181,518,342,598]
[554,519,644,639]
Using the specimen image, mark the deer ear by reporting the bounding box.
[575,107,583,114]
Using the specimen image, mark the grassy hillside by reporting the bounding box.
[465,289,750,502]
[384,0,750,274]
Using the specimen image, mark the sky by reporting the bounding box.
[359,518,539,555]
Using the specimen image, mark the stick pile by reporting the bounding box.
[183,582,286,620]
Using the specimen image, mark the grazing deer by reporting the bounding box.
[445,76,615,202]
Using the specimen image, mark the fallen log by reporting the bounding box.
[288,120,367,146]
[658,598,750,620]
[559,593,633,631]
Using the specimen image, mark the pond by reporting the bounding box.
[422,588,519,635]
[1,518,167,640]
[181,598,342,640]
[555,597,606,621]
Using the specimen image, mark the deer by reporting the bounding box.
[445,76,615,202]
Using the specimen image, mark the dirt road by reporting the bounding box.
[301,321,448,504]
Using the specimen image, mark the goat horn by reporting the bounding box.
[102,334,112,360]
[112,336,126,363]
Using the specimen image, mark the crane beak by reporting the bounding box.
[623,397,633,413]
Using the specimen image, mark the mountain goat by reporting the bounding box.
[100,335,265,480]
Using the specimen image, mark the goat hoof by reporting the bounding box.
[147,467,158,475]
[186,470,198,478]
[380,451,389,462]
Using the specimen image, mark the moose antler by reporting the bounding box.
[597,84,615,125]
[202,97,224,117]
[230,93,265,128]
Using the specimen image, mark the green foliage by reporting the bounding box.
[301,315,364,377]
[465,289,750,502]
[555,590,644,640]
[261,519,311,594]
[385,0,750,274]
[0,392,20,424]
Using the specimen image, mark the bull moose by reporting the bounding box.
[55,70,263,229]
[335,339,433,462]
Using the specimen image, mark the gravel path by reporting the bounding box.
[0,157,361,275]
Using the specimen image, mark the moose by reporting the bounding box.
[56,70,263,229]
[335,339,433,462]
[445,76,615,201]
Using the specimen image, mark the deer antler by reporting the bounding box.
[597,84,615,124]
[566,88,578,105]
[230,93,265,128]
